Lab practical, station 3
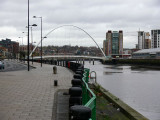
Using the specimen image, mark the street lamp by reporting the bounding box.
[28,24,37,64]
[27,0,30,71]
[33,16,43,67]
[18,37,23,61]
[22,31,28,44]
[18,37,23,45]
[22,31,28,34]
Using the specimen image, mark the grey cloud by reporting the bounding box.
[0,0,160,48]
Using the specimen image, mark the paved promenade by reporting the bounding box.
[0,62,73,120]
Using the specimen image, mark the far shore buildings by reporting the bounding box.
[151,29,160,48]
[103,30,123,58]
[138,31,151,49]
[0,38,19,58]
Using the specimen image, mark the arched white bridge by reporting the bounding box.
[32,55,105,60]
[30,25,106,59]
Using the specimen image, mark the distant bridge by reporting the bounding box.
[32,55,106,60]
[30,25,106,57]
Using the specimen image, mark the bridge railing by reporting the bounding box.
[82,68,96,120]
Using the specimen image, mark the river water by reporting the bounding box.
[84,61,160,120]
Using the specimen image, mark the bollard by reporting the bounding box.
[75,71,83,76]
[69,87,82,97]
[73,74,82,80]
[68,62,70,68]
[62,61,64,67]
[69,97,82,107]
[71,79,82,87]
[54,80,58,86]
[53,66,57,74]
[70,105,91,120]
[69,87,82,108]
[78,65,84,69]
[83,59,85,65]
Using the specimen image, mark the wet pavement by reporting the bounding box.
[0,61,73,120]
[0,60,28,72]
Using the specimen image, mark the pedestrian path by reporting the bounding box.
[0,62,73,120]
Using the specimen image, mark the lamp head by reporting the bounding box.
[32,24,37,26]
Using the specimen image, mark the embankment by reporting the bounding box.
[102,59,160,69]
[93,83,149,120]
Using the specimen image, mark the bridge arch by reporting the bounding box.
[30,25,106,57]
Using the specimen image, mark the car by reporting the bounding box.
[0,61,5,69]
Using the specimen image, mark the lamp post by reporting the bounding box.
[27,0,30,71]
[18,37,23,45]
[33,16,43,67]
[22,32,28,45]
[29,24,37,64]
[26,24,37,64]
[18,37,23,61]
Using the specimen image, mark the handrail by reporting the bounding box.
[90,71,97,83]
[82,68,96,120]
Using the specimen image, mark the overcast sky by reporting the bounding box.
[0,0,160,48]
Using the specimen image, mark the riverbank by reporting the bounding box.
[102,59,160,69]
[93,83,148,120]
[93,89,130,120]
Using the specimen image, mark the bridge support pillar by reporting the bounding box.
[83,59,85,65]
[93,59,94,65]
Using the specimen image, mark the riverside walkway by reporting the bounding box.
[0,62,73,120]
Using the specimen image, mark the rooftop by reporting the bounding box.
[133,48,160,54]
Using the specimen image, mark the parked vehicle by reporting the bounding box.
[0,61,5,69]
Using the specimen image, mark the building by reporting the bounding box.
[103,40,106,55]
[12,41,19,55]
[151,29,160,48]
[132,48,160,59]
[0,47,8,59]
[145,39,151,49]
[138,31,151,49]
[0,38,19,58]
[19,44,40,56]
[103,30,123,58]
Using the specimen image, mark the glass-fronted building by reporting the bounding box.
[103,30,123,58]
[112,31,119,54]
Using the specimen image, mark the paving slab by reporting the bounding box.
[0,62,73,120]
[56,90,69,120]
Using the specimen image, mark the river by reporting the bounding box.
[85,61,160,120]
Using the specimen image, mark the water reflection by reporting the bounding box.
[85,61,160,120]
[104,71,123,75]
[105,66,124,70]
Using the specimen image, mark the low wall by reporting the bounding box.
[94,83,148,120]
[102,59,160,66]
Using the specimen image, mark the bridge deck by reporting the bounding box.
[32,55,104,60]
